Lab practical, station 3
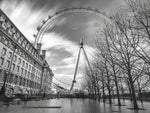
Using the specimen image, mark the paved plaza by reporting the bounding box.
[0,99,150,113]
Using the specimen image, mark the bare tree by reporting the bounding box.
[101,16,141,109]
[82,0,150,109]
[94,31,122,105]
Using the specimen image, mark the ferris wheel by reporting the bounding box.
[33,7,110,93]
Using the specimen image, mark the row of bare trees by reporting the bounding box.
[82,0,150,109]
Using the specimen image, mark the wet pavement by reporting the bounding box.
[0,98,150,113]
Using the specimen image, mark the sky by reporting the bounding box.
[0,0,124,90]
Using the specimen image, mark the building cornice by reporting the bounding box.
[0,9,44,66]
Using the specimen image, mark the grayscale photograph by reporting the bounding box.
[0,0,150,113]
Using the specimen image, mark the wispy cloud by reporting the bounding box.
[0,0,124,90]
[0,0,61,42]
[42,32,93,74]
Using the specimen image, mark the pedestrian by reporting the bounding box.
[24,95,28,105]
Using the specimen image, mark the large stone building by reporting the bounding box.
[0,9,53,96]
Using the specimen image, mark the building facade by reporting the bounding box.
[0,9,53,96]
[41,60,54,95]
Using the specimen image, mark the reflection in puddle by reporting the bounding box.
[0,99,149,113]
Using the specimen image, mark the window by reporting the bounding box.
[13,55,17,62]
[6,60,10,69]
[9,74,13,83]
[17,66,20,72]
[26,63,28,69]
[5,72,9,82]
[34,69,36,75]
[25,70,27,76]
[12,63,15,71]
[19,77,22,85]
[14,76,18,84]
[21,68,24,75]
[29,65,31,71]
[22,61,25,67]
[0,57,4,65]
[8,52,12,58]
[27,80,29,87]
[24,79,27,86]
[28,71,30,78]
[23,78,26,86]
[18,58,21,64]
[31,73,34,79]
[2,48,7,56]
[32,67,35,73]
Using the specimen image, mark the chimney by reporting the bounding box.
[37,43,42,54]
[42,50,46,59]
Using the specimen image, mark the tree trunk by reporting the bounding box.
[102,75,106,103]
[129,77,139,109]
[107,85,112,104]
[127,81,132,101]
[121,83,125,101]
[137,79,143,103]
[114,75,121,106]
[97,86,100,100]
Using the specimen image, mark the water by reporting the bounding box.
[0,98,150,113]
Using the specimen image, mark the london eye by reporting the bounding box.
[33,7,111,93]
